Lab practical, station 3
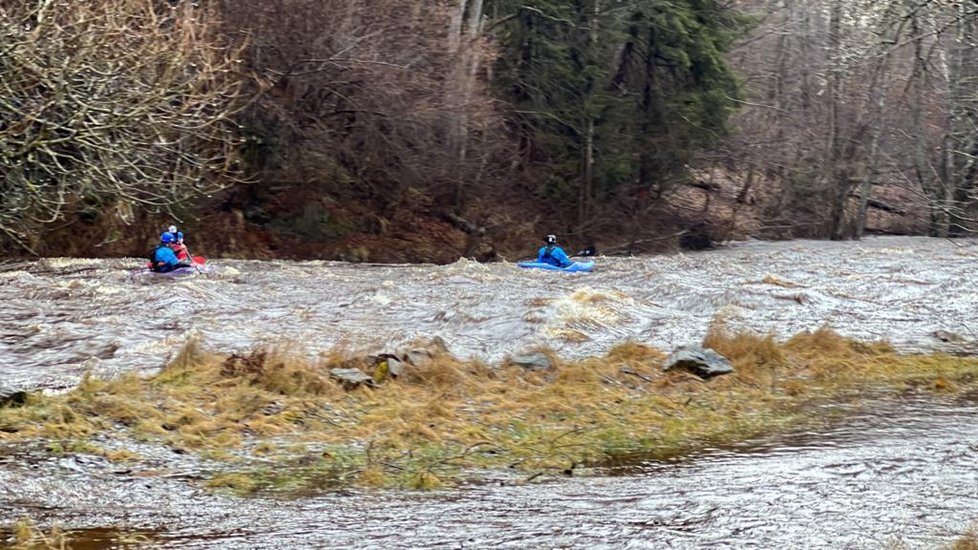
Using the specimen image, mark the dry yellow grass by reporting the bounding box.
[2,328,978,493]
[948,526,978,550]
[3,518,153,549]
[7,518,67,550]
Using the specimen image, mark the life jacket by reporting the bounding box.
[173,244,189,261]
[148,245,168,272]
[543,245,555,260]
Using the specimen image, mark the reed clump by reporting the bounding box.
[1,519,153,549]
[6,518,67,550]
[2,328,978,494]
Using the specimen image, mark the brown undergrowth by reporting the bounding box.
[2,327,978,495]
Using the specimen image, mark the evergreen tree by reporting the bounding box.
[487,0,746,221]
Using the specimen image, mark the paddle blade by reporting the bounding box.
[192,255,207,265]
[574,246,596,258]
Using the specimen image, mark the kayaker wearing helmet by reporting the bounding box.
[150,233,191,273]
[164,225,190,261]
[537,234,571,268]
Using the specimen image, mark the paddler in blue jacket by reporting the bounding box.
[151,233,191,272]
[538,234,571,267]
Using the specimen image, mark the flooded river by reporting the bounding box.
[2,396,975,548]
[4,236,978,391]
[2,237,978,547]
[156,397,978,548]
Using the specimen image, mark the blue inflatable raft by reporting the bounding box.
[129,262,207,281]
[517,261,594,273]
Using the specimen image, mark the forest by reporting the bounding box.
[1,0,976,261]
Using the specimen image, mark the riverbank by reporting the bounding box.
[3,326,977,499]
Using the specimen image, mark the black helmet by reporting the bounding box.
[544,234,557,245]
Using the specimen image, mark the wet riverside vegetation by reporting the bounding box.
[948,528,978,550]
[1,518,154,550]
[2,327,978,499]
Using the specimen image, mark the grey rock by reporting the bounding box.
[402,337,449,367]
[0,387,27,407]
[385,356,406,378]
[403,349,434,368]
[329,368,375,389]
[932,330,965,343]
[510,352,552,371]
[663,345,734,379]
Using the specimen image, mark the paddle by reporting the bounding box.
[188,254,206,274]
[571,246,596,258]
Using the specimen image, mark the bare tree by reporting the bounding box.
[0,0,248,251]
[218,0,508,223]
[726,0,978,239]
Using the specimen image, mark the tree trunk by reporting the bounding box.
[944,2,978,236]
[446,0,486,206]
[578,0,599,225]
[826,0,847,240]
[856,20,896,238]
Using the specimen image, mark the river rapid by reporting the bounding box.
[2,236,978,547]
[4,236,978,391]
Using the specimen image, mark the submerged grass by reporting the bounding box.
[2,518,153,549]
[6,518,67,550]
[2,327,978,495]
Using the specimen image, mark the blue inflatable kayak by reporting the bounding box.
[129,261,207,281]
[518,261,594,273]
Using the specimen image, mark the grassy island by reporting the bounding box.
[2,327,978,495]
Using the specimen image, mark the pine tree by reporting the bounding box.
[487,0,746,221]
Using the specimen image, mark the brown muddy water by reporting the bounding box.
[1,397,976,548]
[2,236,978,547]
[4,236,978,391]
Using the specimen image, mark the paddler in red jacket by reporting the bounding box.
[164,224,190,261]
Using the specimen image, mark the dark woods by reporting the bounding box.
[1,1,977,258]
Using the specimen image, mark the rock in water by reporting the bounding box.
[0,387,27,407]
[509,352,553,371]
[663,346,734,379]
